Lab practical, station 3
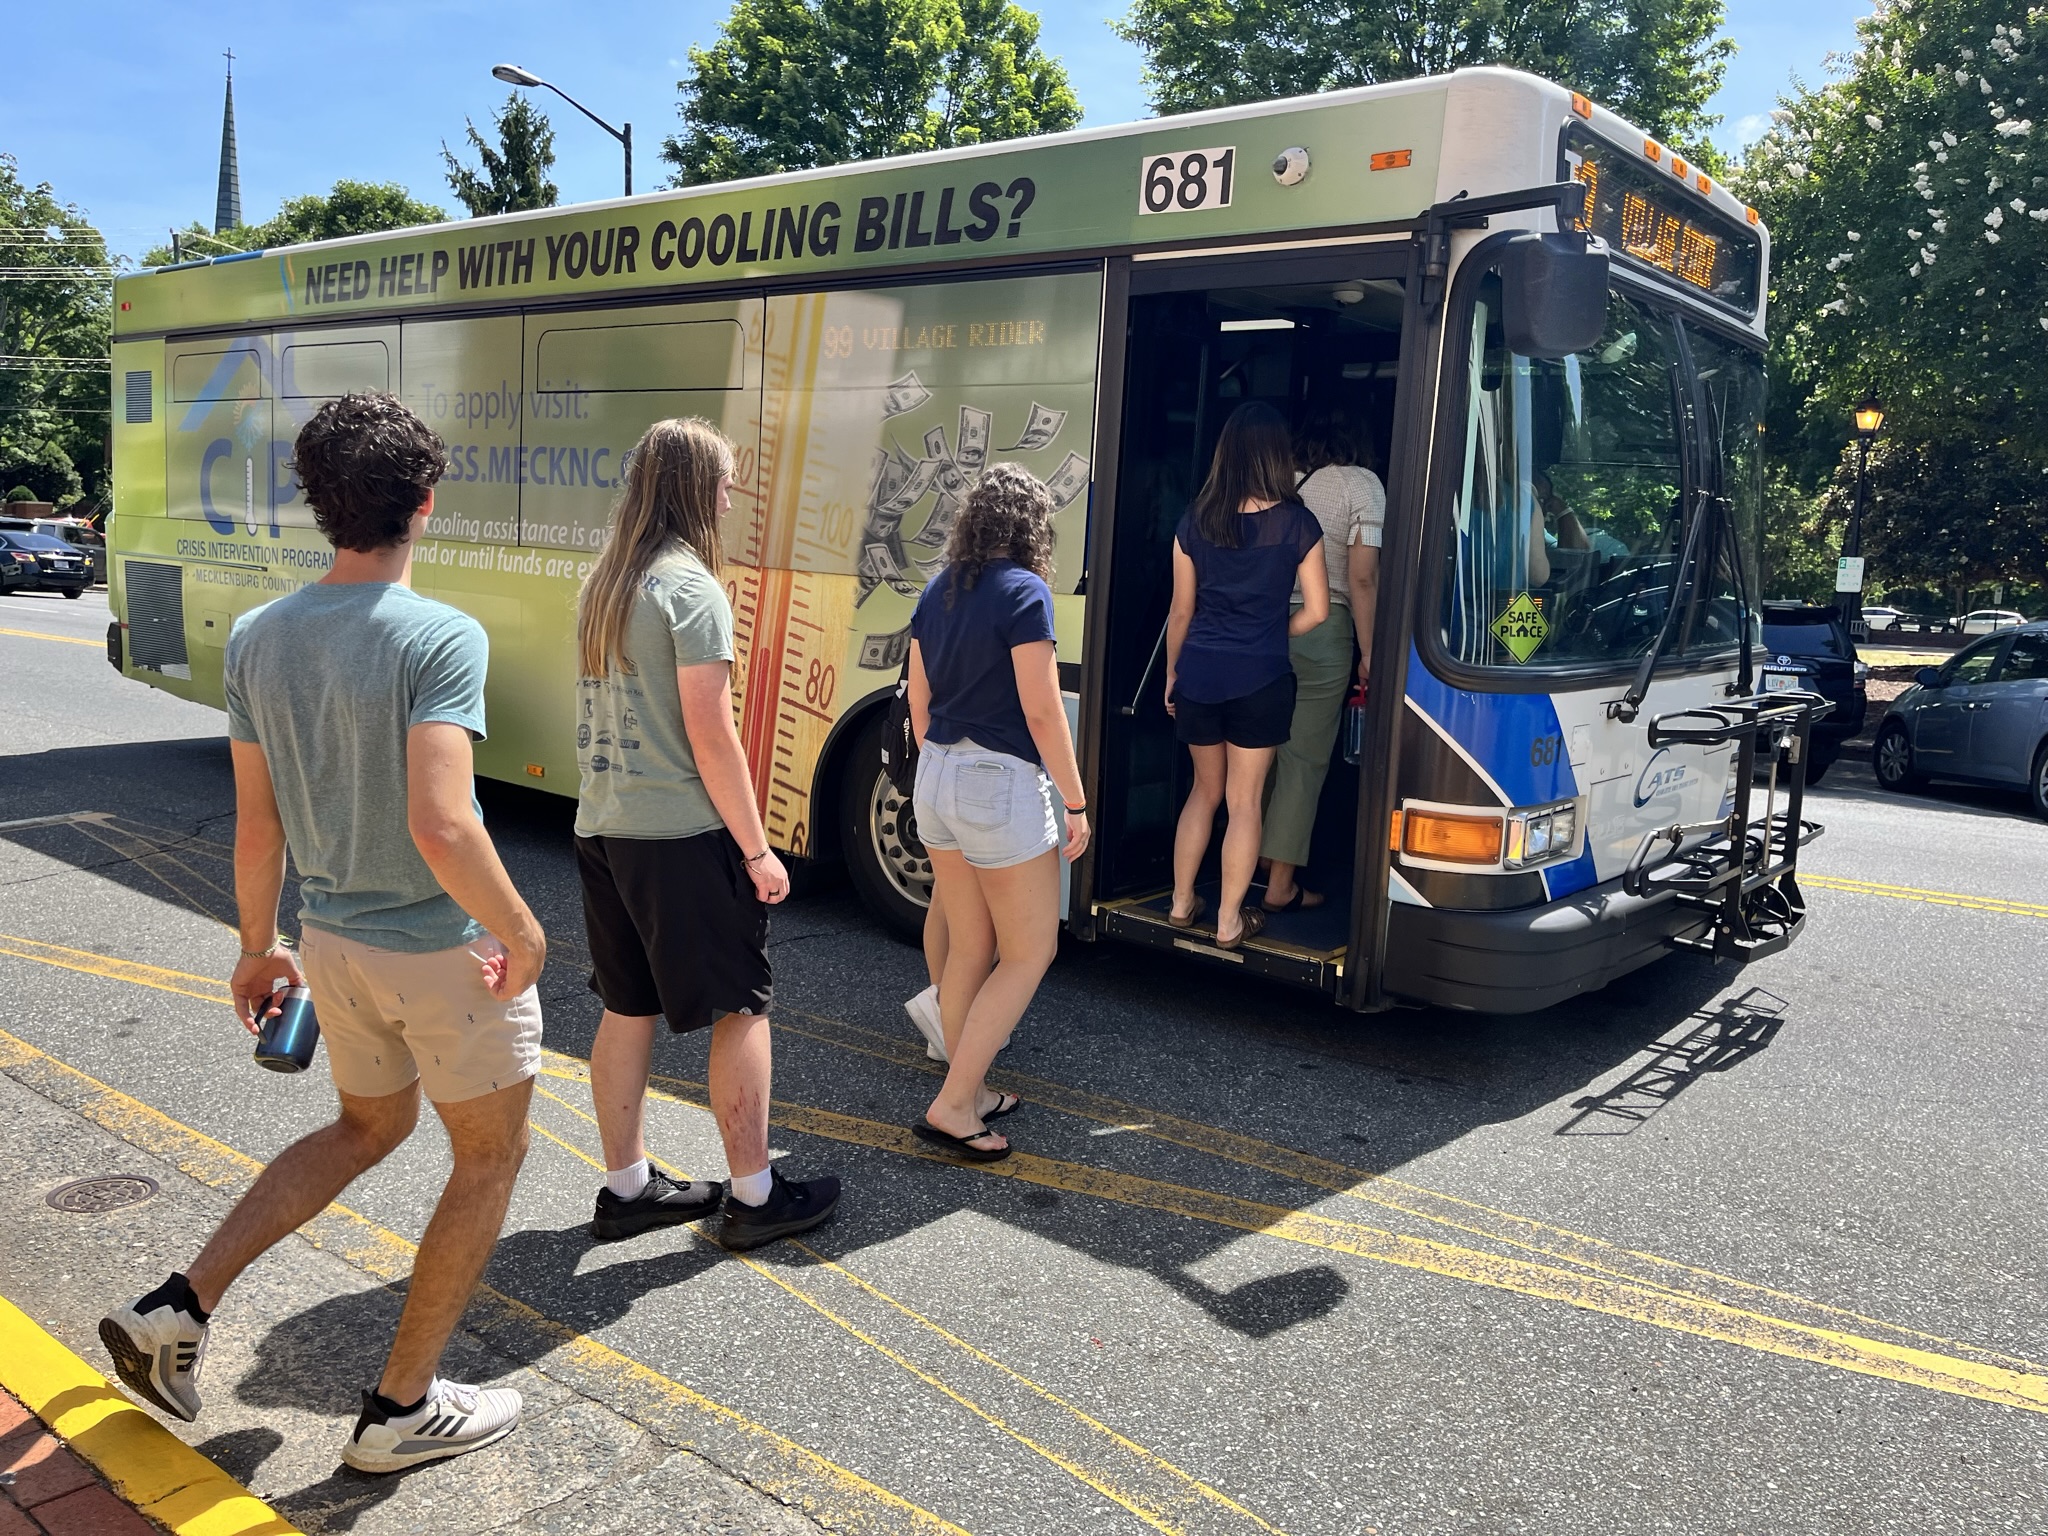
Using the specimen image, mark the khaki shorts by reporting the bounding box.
[300,927,542,1104]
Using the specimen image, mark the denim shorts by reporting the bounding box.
[914,738,1059,869]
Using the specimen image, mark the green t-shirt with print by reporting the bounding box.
[573,545,733,840]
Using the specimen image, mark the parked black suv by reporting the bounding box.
[1758,603,1868,782]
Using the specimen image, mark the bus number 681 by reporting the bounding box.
[1140,148,1236,214]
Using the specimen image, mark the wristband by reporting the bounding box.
[239,942,283,961]
[1064,801,1087,813]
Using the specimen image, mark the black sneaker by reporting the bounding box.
[719,1169,841,1251]
[590,1168,725,1241]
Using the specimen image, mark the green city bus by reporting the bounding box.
[107,66,1824,1012]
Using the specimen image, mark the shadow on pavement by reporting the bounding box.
[7,735,1786,1346]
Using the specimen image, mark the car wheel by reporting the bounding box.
[2031,741,2048,822]
[837,712,931,942]
[61,587,81,599]
[1873,721,1925,792]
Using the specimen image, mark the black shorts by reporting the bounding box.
[575,828,773,1033]
[1173,671,1297,748]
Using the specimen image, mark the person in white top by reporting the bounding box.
[1260,413,1385,912]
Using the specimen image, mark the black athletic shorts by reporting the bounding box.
[575,828,773,1033]
[1172,671,1297,749]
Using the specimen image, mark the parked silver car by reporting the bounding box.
[1873,623,2048,817]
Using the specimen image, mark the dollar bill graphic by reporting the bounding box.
[858,625,912,670]
[1043,450,1090,510]
[923,424,951,465]
[1003,402,1068,453]
[881,456,943,516]
[883,372,932,418]
[910,489,964,549]
[957,407,992,471]
[855,541,919,605]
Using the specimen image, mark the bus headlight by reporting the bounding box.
[1504,800,1579,869]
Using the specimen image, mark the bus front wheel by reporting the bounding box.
[837,713,931,942]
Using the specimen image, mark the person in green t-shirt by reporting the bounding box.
[573,416,840,1251]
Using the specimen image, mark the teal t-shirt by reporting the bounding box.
[224,582,488,953]
[574,545,733,841]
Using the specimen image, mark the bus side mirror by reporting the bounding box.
[1499,233,1611,359]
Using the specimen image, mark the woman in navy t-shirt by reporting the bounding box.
[1165,402,1329,949]
[906,464,1089,1161]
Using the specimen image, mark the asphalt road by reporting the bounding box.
[3,589,2045,1536]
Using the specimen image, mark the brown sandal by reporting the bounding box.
[1214,907,1267,950]
[1167,894,1208,929]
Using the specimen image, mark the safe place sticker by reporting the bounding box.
[1492,592,1548,663]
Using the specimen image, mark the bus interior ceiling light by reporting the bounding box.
[1332,283,1367,305]
[1219,318,1295,331]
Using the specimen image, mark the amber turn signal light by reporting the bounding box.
[1401,809,1505,865]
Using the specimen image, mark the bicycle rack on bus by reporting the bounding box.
[1621,692,1833,963]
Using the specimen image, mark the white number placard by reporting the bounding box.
[1139,148,1237,215]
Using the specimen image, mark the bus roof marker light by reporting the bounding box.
[1671,157,1689,180]
[1571,93,1593,119]
[1747,206,1760,225]
[1697,173,1713,195]
[1644,140,1662,163]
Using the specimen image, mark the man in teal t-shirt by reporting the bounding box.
[101,394,549,1476]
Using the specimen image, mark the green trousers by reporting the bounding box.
[1261,604,1355,869]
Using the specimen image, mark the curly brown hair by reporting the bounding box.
[942,462,1058,601]
[289,393,446,552]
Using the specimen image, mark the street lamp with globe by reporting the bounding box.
[491,64,632,197]
[1841,390,1884,641]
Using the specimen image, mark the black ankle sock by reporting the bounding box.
[137,1272,210,1325]
[371,1388,429,1418]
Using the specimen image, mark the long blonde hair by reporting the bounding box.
[576,417,733,679]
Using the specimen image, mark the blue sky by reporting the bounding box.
[9,0,1873,265]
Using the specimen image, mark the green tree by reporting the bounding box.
[1737,2,2046,599]
[146,180,448,266]
[0,153,113,506]
[1113,0,1732,157]
[443,93,560,217]
[665,0,1082,185]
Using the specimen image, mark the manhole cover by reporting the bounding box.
[46,1175,159,1214]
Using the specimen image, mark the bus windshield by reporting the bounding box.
[1439,283,1693,671]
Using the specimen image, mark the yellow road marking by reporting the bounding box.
[528,1082,1285,1536]
[779,1011,2048,1378]
[0,1292,299,1535]
[0,624,101,648]
[8,925,2048,1417]
[1804,873,2048,922]
[0,1026,967,1536]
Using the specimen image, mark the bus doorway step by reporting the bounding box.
[1097,887,1346,996]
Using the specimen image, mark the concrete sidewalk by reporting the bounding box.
[0,1065,826,1536]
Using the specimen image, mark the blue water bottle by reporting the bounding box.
[1342,682,1368,766]
[254,980,320,1074]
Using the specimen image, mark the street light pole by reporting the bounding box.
[1840,391,1884,643]
[491,64,632,198]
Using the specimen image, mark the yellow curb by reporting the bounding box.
[0,1292,300,1536]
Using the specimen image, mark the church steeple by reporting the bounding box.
[214,49,242,234]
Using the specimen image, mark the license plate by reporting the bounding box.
[1762,672,1799,692]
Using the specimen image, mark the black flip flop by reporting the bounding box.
[1261,887,1325,913]
[913,1119,1013,1162]
[983,1091,1021,1121]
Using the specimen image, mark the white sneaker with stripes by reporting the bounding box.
[342,1377,522,1473]
[904,984,948,1062]
[100,1298,208,1422]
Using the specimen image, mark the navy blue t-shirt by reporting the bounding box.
[910,558,1058,766]
[1173,500,1325,703]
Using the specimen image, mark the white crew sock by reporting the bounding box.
[728,1166,774,1206]
[605,1159,651,1200]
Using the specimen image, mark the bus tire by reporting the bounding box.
[837,712,931,943]
[1873,721,1924,793]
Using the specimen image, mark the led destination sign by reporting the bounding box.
[1563,125,1761,313]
